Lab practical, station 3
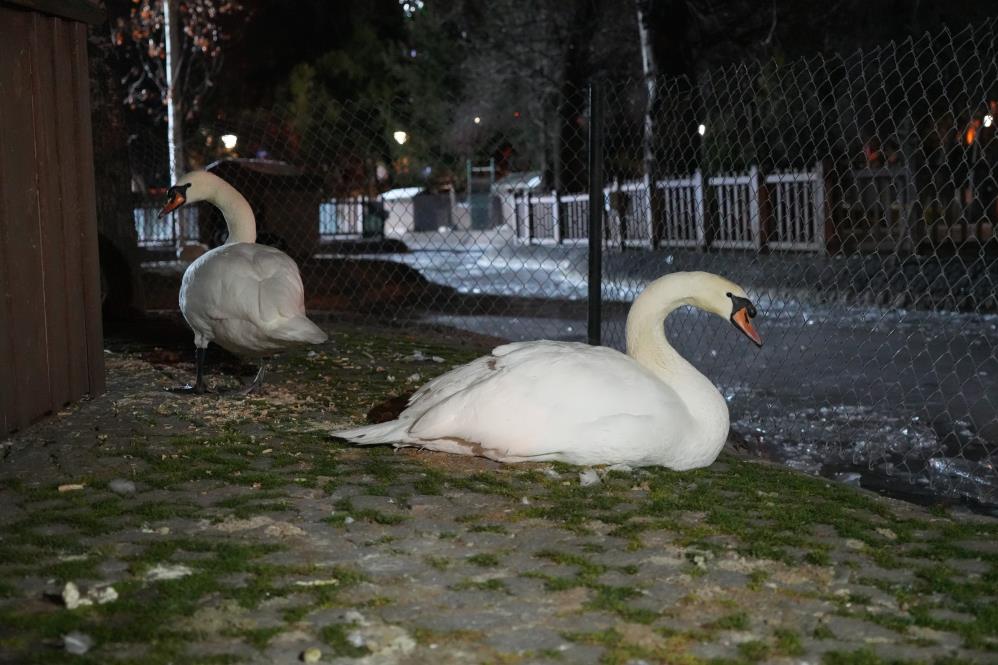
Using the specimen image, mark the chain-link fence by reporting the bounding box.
[128,19,998,510]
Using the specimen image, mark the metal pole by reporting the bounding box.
[466,159,472,207]
[587,81,604,346]
[163,0,185,244]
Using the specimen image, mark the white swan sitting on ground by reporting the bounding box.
[159,170,327,394]
[332,271,762,469]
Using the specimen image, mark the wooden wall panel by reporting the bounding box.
[51,16,88,399]
[31,12,72,409]
[0,7,51,430]
[0,26,11,435]
[70,19,105,396]
[0,4,105,435]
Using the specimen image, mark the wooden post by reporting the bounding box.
[527,194,535,244]
[644,180,655,248]
[587,81,604,346]
[513,192,522,240]
[693,170,706,247]
[552,190,561,244]
[814,161,827,253]
[749,165,762,250]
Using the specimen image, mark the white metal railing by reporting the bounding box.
[559,193,590,243]
[710,167,762,250]
[506,165,825,252]
[513,182,651,246]
[319,199,365,237]
[657,171,705,248]
[606,180,652,247]
[133,205,199,248]
[297,165,828,252]
[526,192,560,244]
[766,163,826,251]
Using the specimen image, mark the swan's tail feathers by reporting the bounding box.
[275,316,328,345]
[331,420,408,446]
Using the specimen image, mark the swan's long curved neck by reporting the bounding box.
[208,177,256,244]
[625,273,729,443]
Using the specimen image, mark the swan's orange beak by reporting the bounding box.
[158,186,187,218]
[731,307,763,347]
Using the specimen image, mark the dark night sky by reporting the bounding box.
[218,0,998,100]
[108,0,998,123]
[652,0,998,77]
[216,0,405,109]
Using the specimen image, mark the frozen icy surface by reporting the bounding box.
[333,237,998,512]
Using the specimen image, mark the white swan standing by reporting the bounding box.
[332,272,762,469]
[158,170,328,394]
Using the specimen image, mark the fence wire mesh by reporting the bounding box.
[130,19,998,509]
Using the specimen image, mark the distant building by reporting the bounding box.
[493,171,543,234]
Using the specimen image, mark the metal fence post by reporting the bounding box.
[814,161,827,253]
[527,194,535,244]
[587,81,604,346]
[749,165,762,250]
[553,190,562,244]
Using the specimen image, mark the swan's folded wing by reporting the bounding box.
[249,248,308,322]
[407,354,496,406]
[407,341,679,459]
[406,340,586,408]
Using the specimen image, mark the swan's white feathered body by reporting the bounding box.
[180,242,326,356]
[167,170,327,358]
[333,272,761,470]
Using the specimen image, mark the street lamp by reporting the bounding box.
[697,124,706,136]
[473,116,481,125]
[393,131,408,145]
[221,134,238,149]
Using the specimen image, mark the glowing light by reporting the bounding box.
[399,0,424,17]
[985,115,994,128]
[393,131,408,145]
[697,124,706,136]
[473,116,481,124]
[221,134,237,149]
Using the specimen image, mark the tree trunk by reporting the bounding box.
[637,0,663,248]
[554,0,597,195]
[550,103,563,192]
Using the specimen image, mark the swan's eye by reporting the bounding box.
[727,293,756,318]
[167,183,191,199]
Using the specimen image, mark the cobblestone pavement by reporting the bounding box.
[1,320,995,664]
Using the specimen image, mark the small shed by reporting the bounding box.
[381,186,422,237]
[413,192,455,232]
[493,171,542,231]
[0,0,106,436]
[205,159,324,260]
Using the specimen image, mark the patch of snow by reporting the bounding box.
[145,563,193,581]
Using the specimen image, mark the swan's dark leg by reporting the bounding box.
[192,347,209,394]
[234,363,267,396]
[167,346,210,394]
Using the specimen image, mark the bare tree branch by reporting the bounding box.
[111,0,241,122]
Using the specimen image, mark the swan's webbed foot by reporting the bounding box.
[165,380,210,395]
